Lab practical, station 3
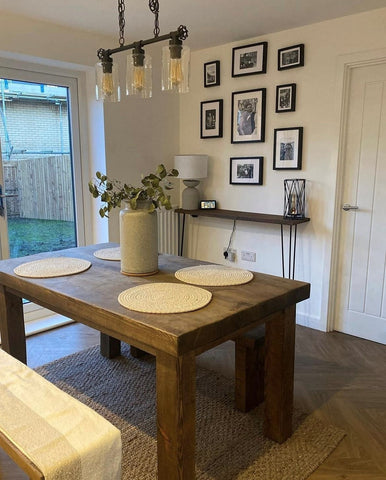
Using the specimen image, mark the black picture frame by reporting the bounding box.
[273,127,303,170]
[232,42,268,77]
[200,99,223,139]
[230,157,264,185]
[231,88,266,143]
[278,44,304,70]
[204,60,220,87]
[276,83,296,112]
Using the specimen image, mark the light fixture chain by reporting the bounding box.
[118,0,125,46]
[149,0,160,37]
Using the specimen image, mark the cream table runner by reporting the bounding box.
[0,349,121,480]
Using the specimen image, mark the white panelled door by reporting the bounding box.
[335,62,386,344]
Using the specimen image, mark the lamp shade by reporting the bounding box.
[174,155,208,179]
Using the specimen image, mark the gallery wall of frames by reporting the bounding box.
[201,42,305,187]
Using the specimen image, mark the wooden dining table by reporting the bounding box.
[0,243,310,480]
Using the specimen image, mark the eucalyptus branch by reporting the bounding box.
[88,164,178,218]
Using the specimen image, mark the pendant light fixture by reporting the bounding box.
[95,0,190,102]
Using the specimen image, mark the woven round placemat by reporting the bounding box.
[14,257,91,278]
[175,264,253,286]
[93,247,121,261]
[118,283,212,313]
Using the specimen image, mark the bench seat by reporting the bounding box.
[0,348,121,480]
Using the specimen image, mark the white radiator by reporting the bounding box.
[157,208,179,255]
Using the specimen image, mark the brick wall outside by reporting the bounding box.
[0,98,70,157]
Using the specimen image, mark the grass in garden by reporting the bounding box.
[8,217,77,258]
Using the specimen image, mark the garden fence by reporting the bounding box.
[4,155,74,222]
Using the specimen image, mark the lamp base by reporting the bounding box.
[181,180,200,210]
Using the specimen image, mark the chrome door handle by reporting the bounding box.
[342,203,359,211]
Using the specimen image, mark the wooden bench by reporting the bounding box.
[0,348,122,480]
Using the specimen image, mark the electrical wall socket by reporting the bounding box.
[223,248,236,262]
[241,250,256,262]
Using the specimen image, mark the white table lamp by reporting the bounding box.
[174,155,208,210]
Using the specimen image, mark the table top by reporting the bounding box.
[0,244,310,357]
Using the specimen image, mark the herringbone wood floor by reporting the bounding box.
[1,323,385,479]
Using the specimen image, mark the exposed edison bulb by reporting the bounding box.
[169,58,183,86]
[102,72,114,97]
[133,66,145,91]
[290,193,297,215]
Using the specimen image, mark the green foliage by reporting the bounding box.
[88,164,179,218]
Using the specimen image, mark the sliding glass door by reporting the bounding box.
[0,65,85,326]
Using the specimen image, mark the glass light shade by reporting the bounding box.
[95,61,120,102]
[162,45,190,93]
[126,54,152,98]
[174,155,208,179]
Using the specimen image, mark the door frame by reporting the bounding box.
[327,47,386,332]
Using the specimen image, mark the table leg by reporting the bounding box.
[264,305,296,443]
[234,333,265,412]
[0,286,26,363]
[156,351,196,480]
[100,333,121,358]
[130,345,147,358]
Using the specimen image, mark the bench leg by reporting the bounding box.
[100,333,121,358]
[235,336,265,412]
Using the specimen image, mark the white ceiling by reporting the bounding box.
[2,0,386,50]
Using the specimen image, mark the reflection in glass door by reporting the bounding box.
[0,78,77,258]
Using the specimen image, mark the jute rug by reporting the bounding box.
[36,344,344,480]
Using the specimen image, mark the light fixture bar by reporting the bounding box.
[99,28,187,59]
[95,1,189,102]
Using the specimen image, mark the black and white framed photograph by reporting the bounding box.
[276,83,296,112]
[230,157,264,185]
[204,60,220,87]
[232,42,268,77]
[231,88,266,143]
[278,44,304,70]
[200,99,223,138]
[273,127,303,170]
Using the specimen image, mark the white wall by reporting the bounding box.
[1,7,386,332]
[178,7,386,331]
[103,44,180,242]
[0,11,180,244]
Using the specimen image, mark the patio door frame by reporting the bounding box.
[0,59,88,331]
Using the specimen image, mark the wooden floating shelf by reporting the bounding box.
[175,208,310,226]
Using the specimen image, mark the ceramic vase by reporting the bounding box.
[119,200,158,276]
